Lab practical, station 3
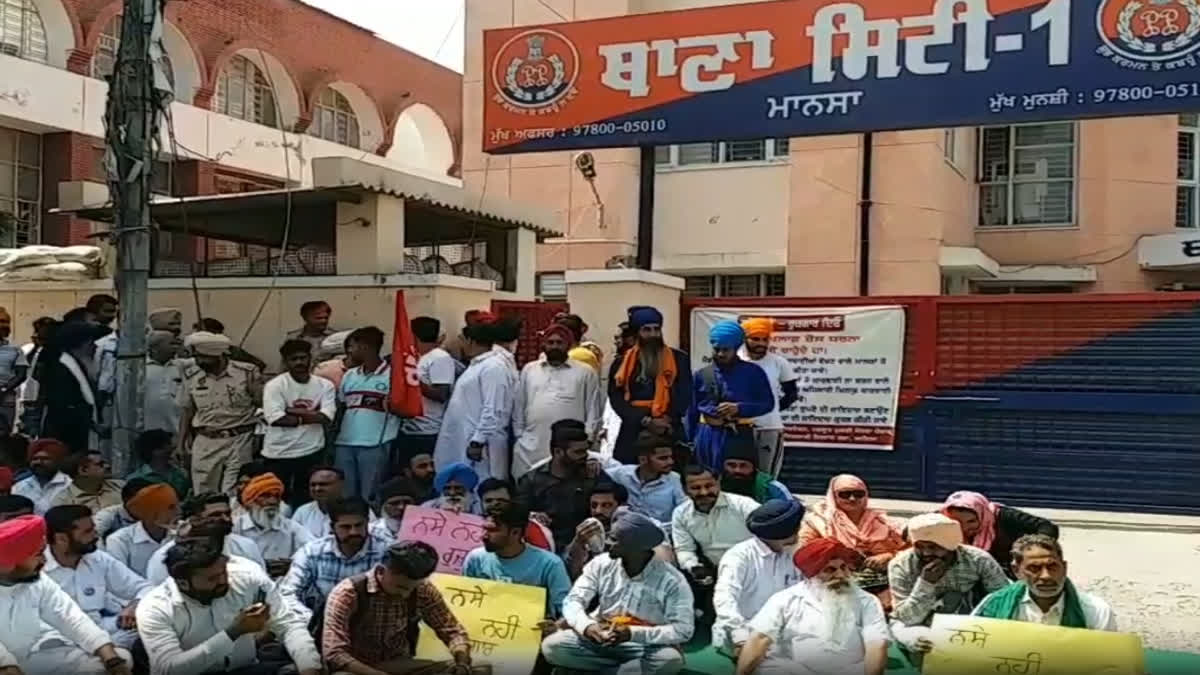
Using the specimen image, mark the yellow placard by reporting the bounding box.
[923,614,1145,675]
[416,572,547,675]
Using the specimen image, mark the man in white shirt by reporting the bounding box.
[0,514,132,675]
[543,510,694,674]
[145,498,265,585]
[972,534,1117,631]
[435,315,514,482]
[231,473,312,577]
[399,317,459,458]
[136,539,322,675]
[12,438,72,515]
[262,340,336,508]
[144,330,183,434]
[739,318,799,478]
[44,505,153,649]
[511,323,603,479]
[671,465,760,591]
[289,466,377,538]
[713,499,804,658]
[736,537,889,675]
[105,483,179,577]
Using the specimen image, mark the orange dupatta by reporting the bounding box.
[614,345,678,418]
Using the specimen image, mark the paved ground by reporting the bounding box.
[1063,525,1200,652]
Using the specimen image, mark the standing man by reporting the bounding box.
[542,511,694,674]
[400,317,459,468]
[263,339,336,506]
[335,326,401,499]
[512,322,603,479]
[85,294,119,328]
[0,306,28,435]
[40,320,108,455]
[44,505,153,649]
[739,318,798,478]
[176,331,262,496]
[13,438,72,515]
[147,308,183,336]
[144,330,183,434]
[50,449,123,511]
[517,420,613,553]
[691,321,774,470]
[436,314,514,482]
[608,307,692,465]
[283,300,337,368]
[233,473,314,577]
[17,316,54,436]
[0,515,134,675]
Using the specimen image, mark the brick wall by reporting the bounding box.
[40,132,103,245]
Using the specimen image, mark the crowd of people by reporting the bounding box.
[0,296,1121,675]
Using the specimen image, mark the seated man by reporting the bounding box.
[127,429,192,501]
[0,493,35,521]
[889,513,1009,655]
[49,450,123,512]
[735,538,889,675]
[671,465,759,602]
[973,533,1117,630]
[12,438,71,515]
[145,493,265,583]
[464,500,571,620]
[518,419,613,554]
[94,478,152,542]
[475,477,554,551]
[609,430,686,524]
[564,481,629,579]
[105,482,180,576]
[44,505,153,649]
[230,462,293,523]
[543,511,694,675]
[233,473,313,577]
[322,542,474,675]
[136,540,322,675]
[714,499,804,658]
[280,497,390,620]
[393,445,437,502]
[370,476,428,543]
[422,462,482,515]
[0,515,133,675]
[289,466,364,537]
[720,440,790,504]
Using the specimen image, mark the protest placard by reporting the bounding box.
[923,614,1145,675]
[396,505,486,574]
[416,573,546,675]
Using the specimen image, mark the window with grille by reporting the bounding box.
[310,88,360,149]
[1178,114,1199,228]
[682,273,785,297]
[90,16,175,87]
[0,0,47,63]
[0,127,42,247]
[683,275,716,298]
[537,272,567,300]
[214,55,279,128]
[763,273,786,296]
[943,128,957,164]
[721,274,761,297]
[656,139,791,168]
[977,122,1075,227]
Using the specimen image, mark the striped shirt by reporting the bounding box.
[888,545,1010,629]
[279,533,390,615]
[563,553,695,646]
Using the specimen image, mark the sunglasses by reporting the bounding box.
[836,490,867,500]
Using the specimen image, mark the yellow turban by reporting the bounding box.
[127,484,179,522]
[569,347,600,373]
[242,473,285,504]
[741,317,775,339]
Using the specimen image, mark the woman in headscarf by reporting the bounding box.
[799,474,905,606]
[942,490,1058,575]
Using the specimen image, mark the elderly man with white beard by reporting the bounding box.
[231,473,313,577]
[735,538,890,675]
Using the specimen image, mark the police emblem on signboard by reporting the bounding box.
[491,29,579,115]
[1098,0,1200,68]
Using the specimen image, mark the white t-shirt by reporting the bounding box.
[261,372,337,459]
[741,350,797,430]
[402,347,459,436]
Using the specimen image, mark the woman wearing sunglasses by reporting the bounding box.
[798,473,906,608]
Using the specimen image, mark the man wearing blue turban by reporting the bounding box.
[689,320,774,470]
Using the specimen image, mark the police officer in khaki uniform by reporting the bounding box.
[175,331,262,495]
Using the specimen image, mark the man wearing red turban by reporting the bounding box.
[11,437,70,515]
[734,537,889,675]
[0,515,133,674]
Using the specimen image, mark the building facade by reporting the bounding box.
[464,0,1200,299]
[1,0,462,273]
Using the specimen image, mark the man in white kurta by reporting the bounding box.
[434,321,514,482]
[144,330,183,433]
[511,324,602,479]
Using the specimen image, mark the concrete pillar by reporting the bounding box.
[334,193,408,275]
[565,269,685,374]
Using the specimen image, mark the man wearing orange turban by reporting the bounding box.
[106,483,179,576]
[234,473,313,576]
[11,437,71,515]
[738,317,799,478]
[735,537,889,675]
[0,515,134,675]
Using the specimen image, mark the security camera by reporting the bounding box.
[575,152,597,180]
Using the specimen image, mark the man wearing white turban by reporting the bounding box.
[887,512,1008,658]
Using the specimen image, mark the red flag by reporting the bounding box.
[389,290,424,418]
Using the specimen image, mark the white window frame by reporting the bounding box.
[976,121,1078,229]
[537,272,567,301]
[214,55,279,129]
[1177,114,1198,229]
[0,127,42,247]
[310,88,361,149]
[0,0,47,63]
[655,138,791,170]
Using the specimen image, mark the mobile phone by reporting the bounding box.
[255,589,267,605]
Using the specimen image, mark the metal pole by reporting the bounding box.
[106,0,161,474]
[636,146,656,270]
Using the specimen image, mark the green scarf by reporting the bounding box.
[976,580,1088,628]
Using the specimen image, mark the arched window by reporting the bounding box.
[0,0,48,63]
[310,88,360,148]
[214,54,278,128]
[91,16,176,86]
